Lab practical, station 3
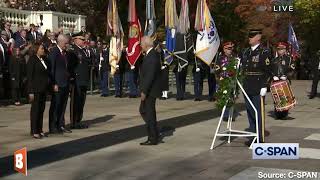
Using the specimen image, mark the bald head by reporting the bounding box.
[141,36,154,52]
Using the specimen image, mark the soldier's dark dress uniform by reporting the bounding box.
[241,43,272,143]
[69,39,91,129]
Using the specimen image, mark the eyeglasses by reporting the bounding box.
[5,24,11,27]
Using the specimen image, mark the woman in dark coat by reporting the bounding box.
[9,48,27,105]
[27,43,50,139]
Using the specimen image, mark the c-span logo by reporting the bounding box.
[253,143,299,159]
[14,147,27,176]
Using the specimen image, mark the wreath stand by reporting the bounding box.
[210,78,260,150]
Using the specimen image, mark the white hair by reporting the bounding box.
[57,34,68,43]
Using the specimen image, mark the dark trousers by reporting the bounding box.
[125,71,138,96]
[193,72,203,99]
[175,71,187,99]
[244,95,265,143]
[114,73,123,96]
[311,70,320,96]
[140,96,159,142]
[208,73,216,98]
[30,93,47,134]
[12,88,21,102]
[100,71,109,95]
[49,86,69,131]
[71,85,87,125]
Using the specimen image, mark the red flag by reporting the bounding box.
[127,0,141,67]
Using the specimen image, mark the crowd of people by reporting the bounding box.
[1,19,319,147]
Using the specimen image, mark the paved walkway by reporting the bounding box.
[0,80,319,180]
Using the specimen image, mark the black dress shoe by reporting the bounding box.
[244,140,254,147]
[129,95,137,98]
[309,95,316,99]
[140,140,158,145]
[60,127,72,133]
[40,132,49,137]
[194,98,201,101]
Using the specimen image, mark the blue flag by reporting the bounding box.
[288,23,299,59]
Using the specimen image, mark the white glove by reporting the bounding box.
[116,65,119,69]
[196,68,200,72]
[273,76,279,81]
[280,76,287,80]
[131,65,135,70]
[100,57,104,61]
[260,87,267,97]
[161,66,166,70]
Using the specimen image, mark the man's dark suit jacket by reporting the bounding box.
[140,48,162,98]
[49,46,70,88]
[27,55,50,93]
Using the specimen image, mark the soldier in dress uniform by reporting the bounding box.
[310,50,320,99]
[173,60,188,101]
[240,29,272,146]
[69,33,90,129]
[192,57,206,101]
[113,47,126,98]
[271,42,295,119]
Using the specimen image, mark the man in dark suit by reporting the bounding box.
[139,36,162,145]
[14,29,28,49]
[48,34,72,134]
[0,31,11,100]
[27,24,40,42]
[69,33,91,129]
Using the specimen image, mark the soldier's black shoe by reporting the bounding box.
[60,127,72,133]
[194,98,201,101]
[244,140,254,147]
[129,95,137,98]
[140,140,158,145]
[309,94,316,99]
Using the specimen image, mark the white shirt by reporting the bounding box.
[318,61,320,70]
[57,45,64,54]
[0,43,5,62]
[251,44,260,51]
[37,56,47,69]
[146,47,153,56]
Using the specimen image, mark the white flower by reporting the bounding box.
[223,90,228,94]
[222,67,227,71]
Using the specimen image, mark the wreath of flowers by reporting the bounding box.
[215,56,242,110]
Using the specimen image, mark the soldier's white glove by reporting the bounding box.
[100,57,104,61]
[260,87,267,97]
[116,65,119,69]
[161,65,166,70]
[196,68,200,72]
[273,76,280,81]
[131,65,135,70]
[280,76,287,80]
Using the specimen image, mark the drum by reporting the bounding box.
[270,80,297,112]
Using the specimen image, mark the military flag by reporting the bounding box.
[107,0,124,75]
[144,0,156,37]
[175,0,193,70]
[164,0,178,65]
[127,0,141,67]
[288,23,300,60]
[194,0,220,66]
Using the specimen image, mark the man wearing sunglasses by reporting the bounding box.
[240,29,272,146]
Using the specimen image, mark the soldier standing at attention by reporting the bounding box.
[69,33,90,129]
[240,29,272,146]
